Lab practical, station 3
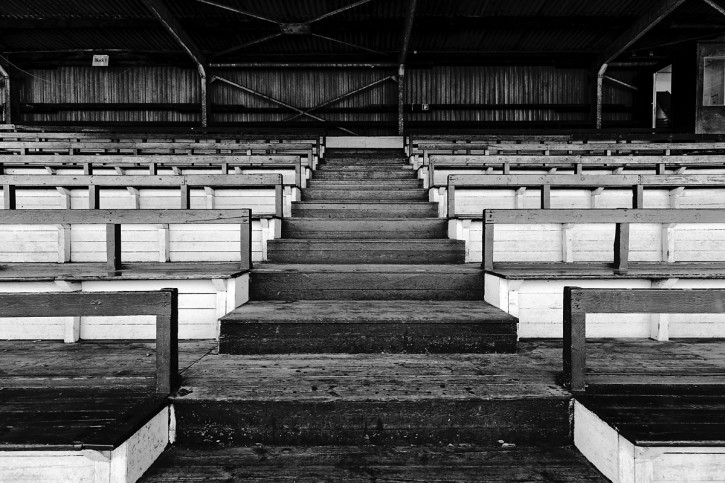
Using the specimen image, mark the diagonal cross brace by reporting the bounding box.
[211,75,358,135]
[284,75,397,122]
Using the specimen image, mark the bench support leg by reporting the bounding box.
[649,278,679,341]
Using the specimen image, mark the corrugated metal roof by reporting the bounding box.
[0,0,724,64]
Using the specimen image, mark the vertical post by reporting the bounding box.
[240,210,252,271]
[106,223,122,272]
[0,63,11,124]
[88,185,100,209]
[155,288,179,395]
[447,184,456,218]
[614,222,630,273]
[398,66,405,135]
[596,65,607,129]
[541,184,551,209]
[563,286,587,392]
[428,159,435,189]
[83,163,93,175]
[3,184,15,209]
[294,159,302,188]
[180,184,190,209]
[149,162,157,175]
[482,215,494,270]
[275,182,284,218]
[633,184,644,208]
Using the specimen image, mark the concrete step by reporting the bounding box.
[250,264,484,300]
[267,239,465,264]
[219,300,518,354]
[307,179,423,189]
[140,445,606,482]
[292,201,439,218]
[168,351,572,447]
[313,170,416,180]
[282,218,448,239]
[320,159,409,167]
[301,188,428,201]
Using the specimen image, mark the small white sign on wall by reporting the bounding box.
[92,55,109,67]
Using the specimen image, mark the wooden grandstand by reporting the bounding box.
[1,1,725,482]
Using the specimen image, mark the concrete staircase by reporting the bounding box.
[223,147,514,352]
[140,147,605,481]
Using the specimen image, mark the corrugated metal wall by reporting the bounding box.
[212,68,398,124]
[19,66,200,124]
[17,65,636,129]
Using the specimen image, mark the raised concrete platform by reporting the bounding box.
[139,445,608,482]
[0,263,249,339]
[484,263,725,338]
[0,340,213,483]
[219,300,518,354]
[250,263,484,300]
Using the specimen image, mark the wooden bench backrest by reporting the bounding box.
[481,208,725,272]
[0,289,179,394]
[0,209,252,272]
[563,287,725,392]
[447,174,725,217]
[1,174,284,216]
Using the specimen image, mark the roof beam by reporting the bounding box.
[399,0,418,66]
[595,0,688,129]
[141,0,208,126]
[598,0,689,66]
[141,0,206,66]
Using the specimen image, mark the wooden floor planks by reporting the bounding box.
[139,445,608,482]
[0,340,214,449]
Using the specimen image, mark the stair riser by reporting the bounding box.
[282,219,448,239]
[173,399,571,447]
[307,180,423,188]
[313,171,415,180]
[220,323,517,354]
[267,249,465,264]
[318,158,412,168]
[302,190,428,201]
[292,205,439,219]
[250,272,483,300]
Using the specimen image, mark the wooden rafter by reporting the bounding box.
[140,0,208,127]
[598,0,689,66]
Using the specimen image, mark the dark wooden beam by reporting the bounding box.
[398,0,418,135]
[595,0,688,129]
[140,0,208,127]
[598,0,689,66]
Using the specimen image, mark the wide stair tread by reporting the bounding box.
[292,201,438,218]
[166,351,571,447]
[140,445,607,482]
[302,188,428,201]
[282,218,448,239]
[250,263,484,301]
[220,300,517,354]
[267,239,465,264]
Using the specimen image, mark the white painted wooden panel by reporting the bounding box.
[512,278,651,338]
[574,401,620,483]
[652,449,725,482]
[678,189,725,209]
[14,190,65,209]
[0,452,97,483]
[0,226,59,262]
[674,224,725,261]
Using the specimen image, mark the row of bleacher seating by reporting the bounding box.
[418,136,725,341]
[1,174,283,215]
[0,154,304,187]
[446,174,725,217]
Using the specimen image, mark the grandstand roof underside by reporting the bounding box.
[1,0,724,68]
